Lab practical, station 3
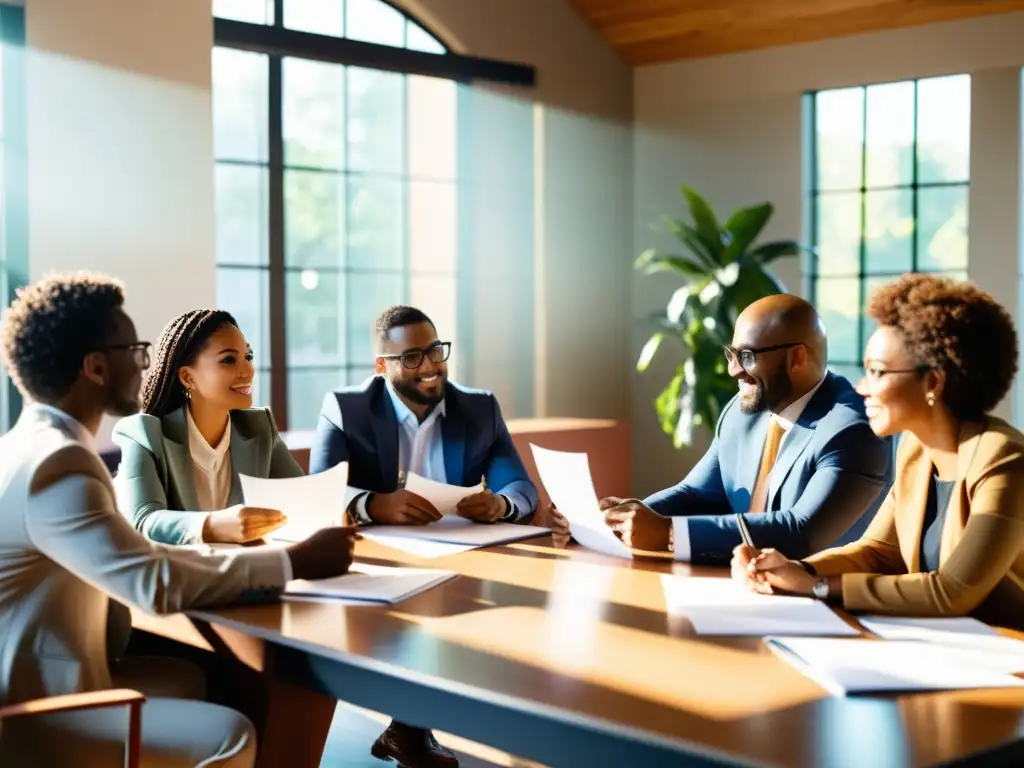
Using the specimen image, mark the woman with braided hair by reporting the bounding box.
[112,309,302,544]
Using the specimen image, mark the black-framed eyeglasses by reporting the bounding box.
[379,341,451,370]
[724,342,803,372]
[99,341,152,370]
[862,364,931,382]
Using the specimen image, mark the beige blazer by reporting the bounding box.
[806,417,1024,628]
[0,405,286,705]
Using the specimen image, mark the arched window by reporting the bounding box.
[212,1,532,429]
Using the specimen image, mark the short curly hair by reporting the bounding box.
[1,272,126,402]
[867,273,1017,420]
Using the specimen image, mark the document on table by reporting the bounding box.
[365,535,478,559]
[283,563,459,604]
[239,462,348,542]
[660,575,858,636]
[362,516,549,548]
[404,472,482,515]
[529,444,632,559]
[765,636,1024,696]
[859,616,1024,672]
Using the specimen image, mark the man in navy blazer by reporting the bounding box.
[555,295,890,566]
[309,304,538,767]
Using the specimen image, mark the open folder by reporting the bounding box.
[283,563,458,604]
[765,636,1024,696]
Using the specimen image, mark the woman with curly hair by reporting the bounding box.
[112,309,302,545]
[732,273,1024,627]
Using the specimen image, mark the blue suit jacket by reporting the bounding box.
[309,377,538,521]
[645,372,891,565]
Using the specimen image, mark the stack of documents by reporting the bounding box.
[284,563,458,604]
[858,616,1024,671]
[363,516,549,549]
[660,575,858,636]
[529,444,632,559]
[240,462,349,542]
[765,636,1024,696]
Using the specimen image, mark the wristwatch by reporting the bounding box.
[811,577,830,601]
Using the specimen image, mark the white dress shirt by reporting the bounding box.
[30,403,96,452]
[672,375,827,561]
[185,406,233,513]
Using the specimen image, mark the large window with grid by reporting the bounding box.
[213,1,532,430]
[807,75,970,382]
[0,4,26,432]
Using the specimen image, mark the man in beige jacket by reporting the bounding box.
[0,272,357,766]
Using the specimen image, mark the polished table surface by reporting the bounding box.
[136,537,1024,767]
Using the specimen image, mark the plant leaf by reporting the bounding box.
[722,202,773,265]
[680,186,723,264]
[636,333,664,372]
[662,217,718,271]
[746,240,814,265]
[634,249,707,279]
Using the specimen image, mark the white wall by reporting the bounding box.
[634,12,1024,495]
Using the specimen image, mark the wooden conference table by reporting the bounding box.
[132,536,1024,768]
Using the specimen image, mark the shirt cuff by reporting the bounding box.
[672,518,691,562]
[498,494,516,522]
[280,549,293,582]
[349,492,374,526]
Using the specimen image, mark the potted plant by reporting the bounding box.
[636,185,812,447]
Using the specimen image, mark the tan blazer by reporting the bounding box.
[806,417,1024,628]
[0,405,286,705]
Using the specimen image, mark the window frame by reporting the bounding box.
[214,2,534,429]
[806,76,970,378]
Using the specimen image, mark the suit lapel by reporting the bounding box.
[902,452,933,573]
[228,415,259,505]
[768,421,814,504]
[939,420,985,565]
[161,408,199,511]
[372,391,401,488]
[441,408,465,486]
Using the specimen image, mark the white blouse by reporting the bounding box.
[185,407,233,512]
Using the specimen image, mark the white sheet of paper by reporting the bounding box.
[529,444,632,560]
[661,576,859,636]
[404,472,483,515]
[239,462,348,542]
[363,518,549,548]
[283,563,458,604]
[859,616,1024,672]
[364,535,478,559]
[765,636,1024,696]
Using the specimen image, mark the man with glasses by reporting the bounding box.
[549,294,890,565]
[310,304,537,767]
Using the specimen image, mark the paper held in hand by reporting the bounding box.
[239,462,349,542]
[529,444,632,559]
[403,472,482,515]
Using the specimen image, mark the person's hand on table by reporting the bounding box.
[732,547,817,596]
[203,505,287,544]
[456,491,505,523]
[600,497,671,551]
[367,490,441,526]
[285,526,360,580]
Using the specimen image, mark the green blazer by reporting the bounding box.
[111,407,303,546]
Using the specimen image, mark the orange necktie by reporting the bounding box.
[749,419,786,514]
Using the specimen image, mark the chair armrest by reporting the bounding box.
[0,688,145,720]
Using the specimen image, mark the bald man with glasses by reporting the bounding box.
[549,294,891,565]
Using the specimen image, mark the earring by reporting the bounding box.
[185,388,192,401]
[926,393,936,407]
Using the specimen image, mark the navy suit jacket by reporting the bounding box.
[309,377,538,521]
[645,372,891,565]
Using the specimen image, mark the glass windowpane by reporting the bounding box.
[285,170,345,269]
[214,0,273,24]
[213,49,268,163]
[406,22,445,53]
[348,367,377,386]
[347,67,404,174]
[288,368,344,430]
[251,369,271,409]
[409,181,455,273]
[815,192,861,276]
[917,185,968,273]
[346,0,405,47]
[408,75,456,180]
[347,272,404,365]
[865,81,914,188]
[215,164,269,266]
[409,274,457,377]
[815,87,864,192]
[815,278,860,362]
[917,75,971,184]
[348,176,403,269]
[864,189,913,274]
[285,0,344,36]
[286,269,344,367]
[283,58,345,170]
[216,267,270,364]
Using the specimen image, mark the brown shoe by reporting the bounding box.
[370,720,459,768]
